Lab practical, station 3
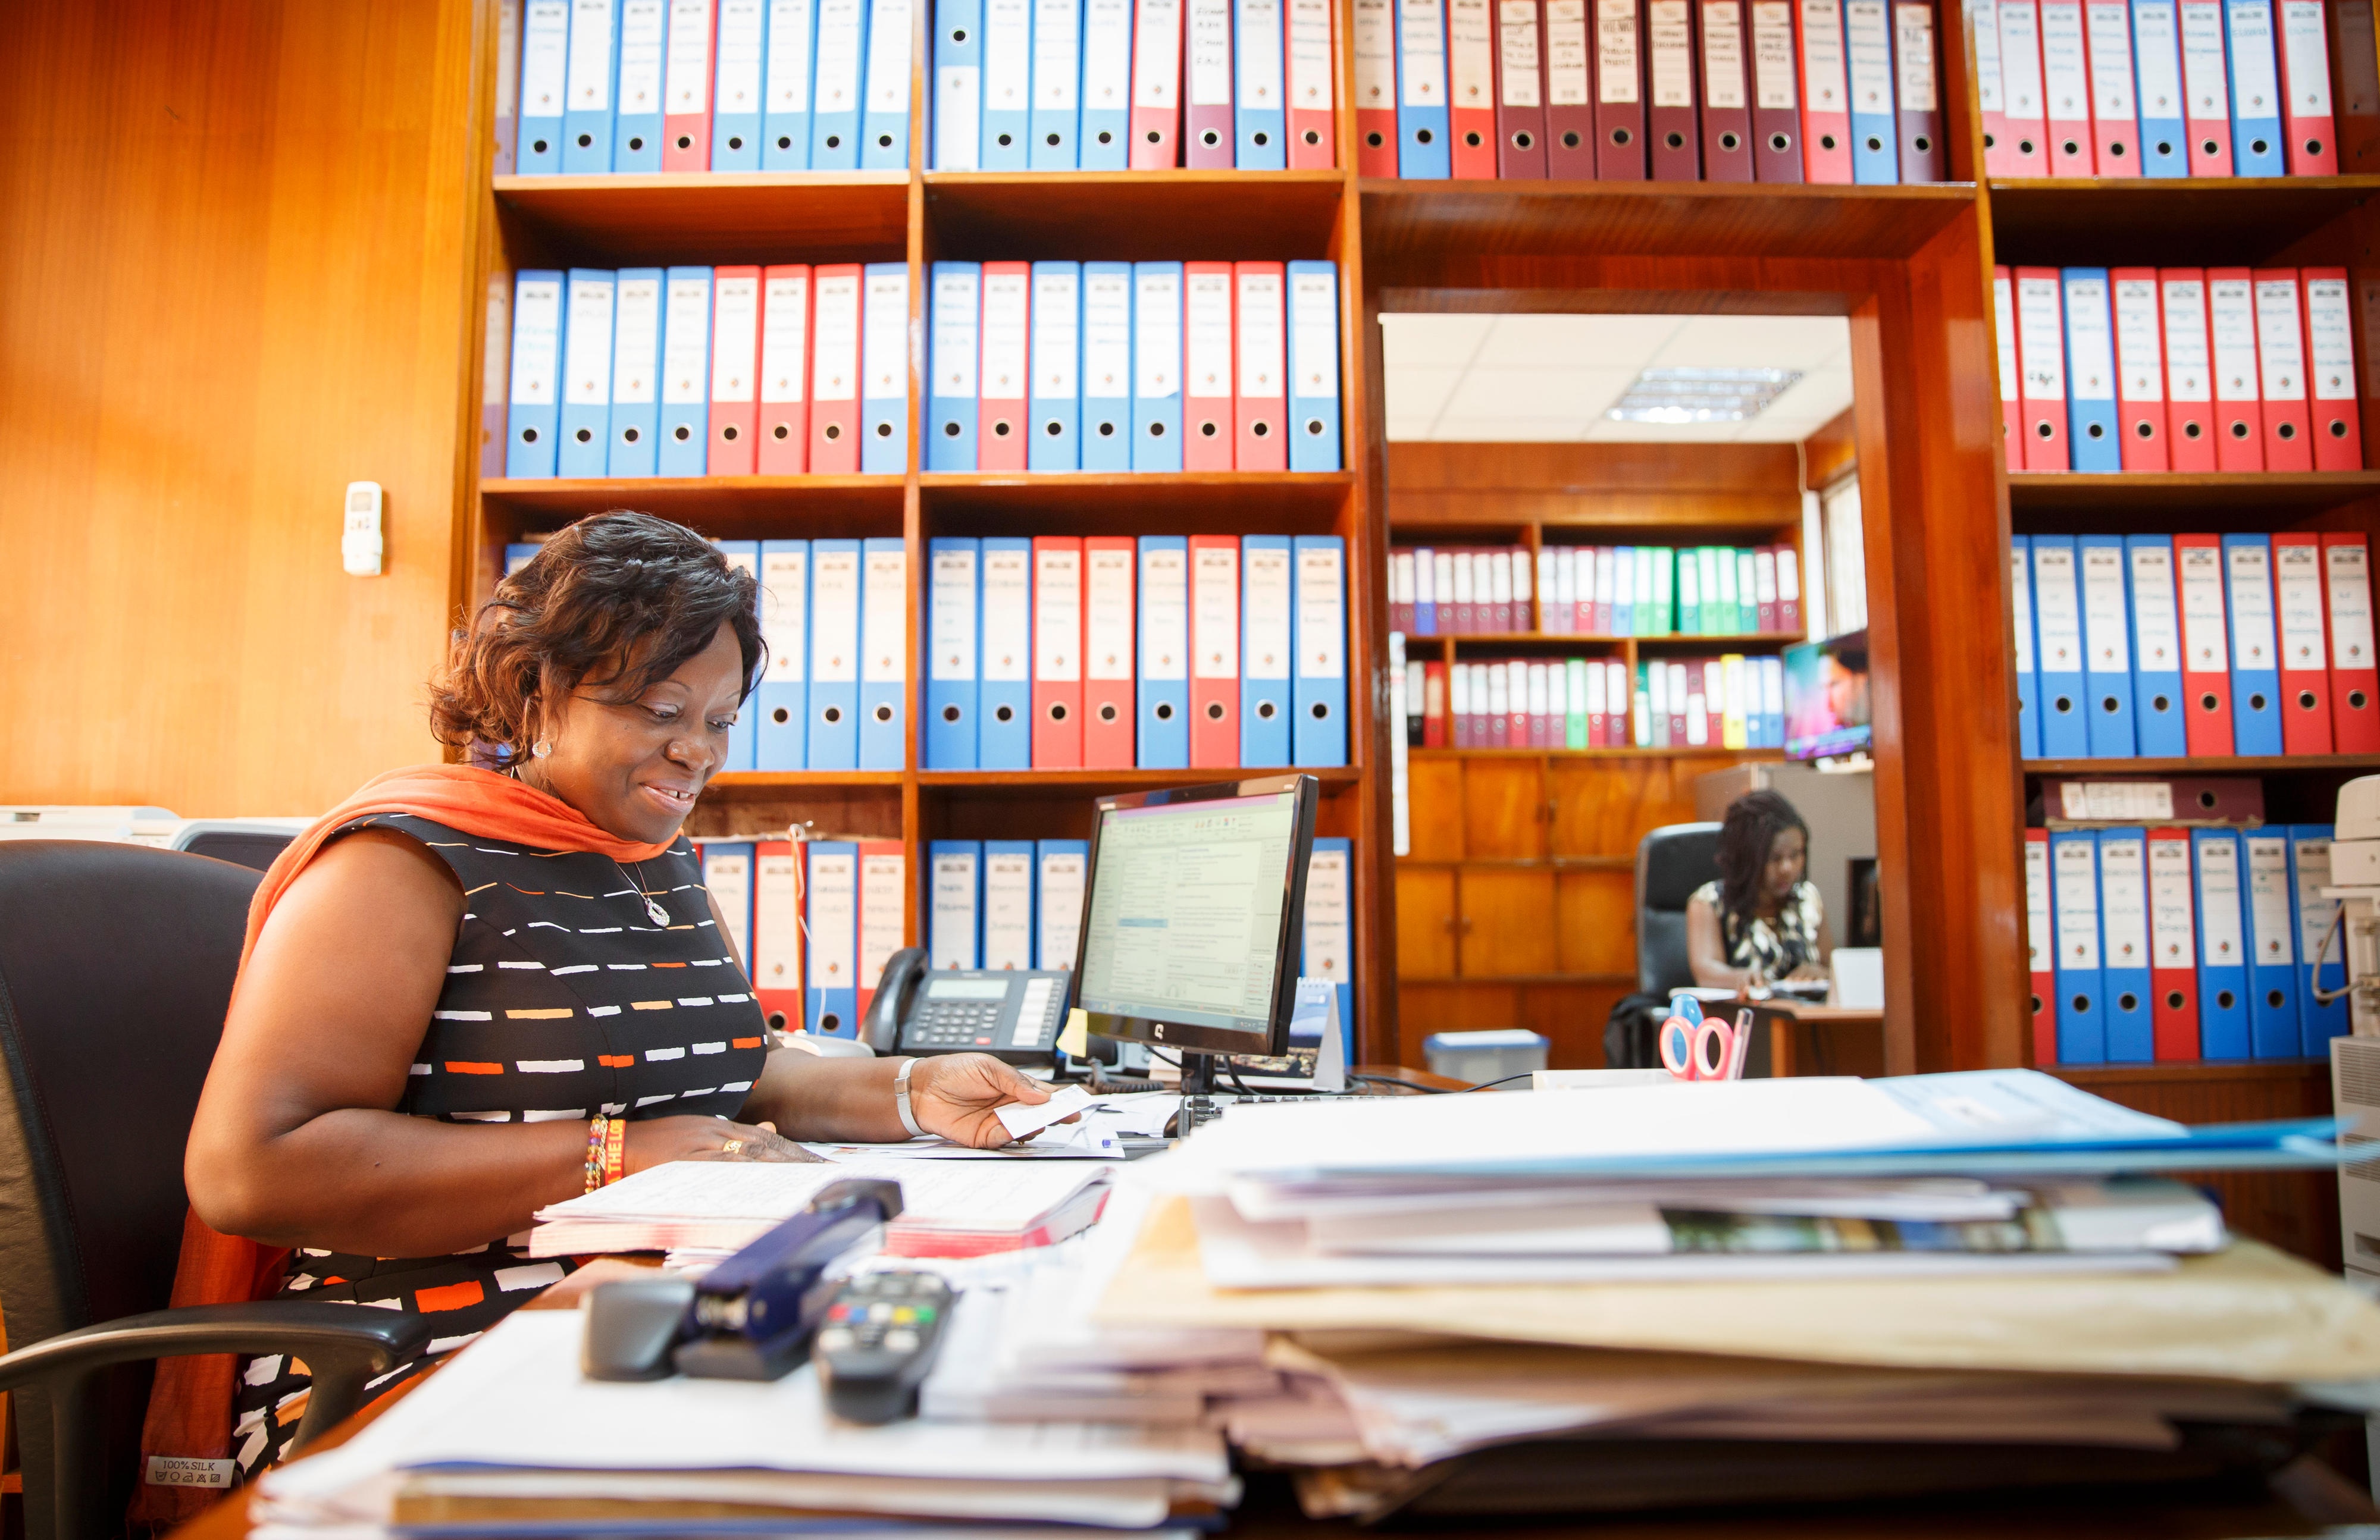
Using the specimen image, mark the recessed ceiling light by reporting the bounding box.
[1606,366,1804,424]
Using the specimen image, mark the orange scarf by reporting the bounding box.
[131,765,676,1525]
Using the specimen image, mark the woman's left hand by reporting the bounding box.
[908,1054,1066,1149]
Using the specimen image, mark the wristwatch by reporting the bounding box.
[893,1056,925,1138]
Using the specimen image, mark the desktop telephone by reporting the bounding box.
[858,947,1074,1065]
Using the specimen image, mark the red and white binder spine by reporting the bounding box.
[2278,0,2338,174]
[2111,266,2169,470]
[1234,261,1289,469]
[2253,267,2313,471]
[2014,266,2070,470]
[2175,532,2237,757]
[2323,532,2380,751]
[2274,530,2334,754]
[1132,0,1186,165]
[2160,267,2216,471]
[2302,266,2366,469]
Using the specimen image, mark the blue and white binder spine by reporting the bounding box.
[558,269,618,478]
[1392,0,1451,177]
[860,262,911,473]
[2049,827,2107,1064]
[1035,839,1089,968]
[2291,824,2350,1055]
[928,538,982,767]
[862,0,916,165]
[1844,0,1900,184]
[2131,0,2188,175]
[1304,835,1354,1033]
[2125,534,2188,757]
[615,0,671,169]
[518,0,571,174]
[813,0,873,164]
[563,0,620,171]
[2062,269,2123,473]
[935,0,985,166]
[715,541,762,770]
[982,840,1037,970]
[712,0,769,166]
[2222,0,2284,174]
[2077,533,2137,757]
[2243,830,2301,1058]
[1293,534,1348,766]
[980,537,1035,769]
[929,262,982,471]
[806,840,861,1036]
[2222,532,2284,755]
[607,268,665,473]
[658,265,714,477]
[1286,259,1342,472]
[757,539,810,769]
[1031,0,1083,164]
[1079,0,1135,164]
[2096,827,2155,1062]
[763,0,819,165]
[1132,261,1185,472]
[2192,827,2253,1059]
[983,0,1034,165]
[1029,261,1082,470]
[928,840,983,968]
[506,269,565,479]
[860,535,908,769]
[809,538,864,769]
[1081,261,1134,470]
[1138,535,1192,767]
[1235,0,1288,166]
[2031,535,2091,757]
[2012,535,2043,760]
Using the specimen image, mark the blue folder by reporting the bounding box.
[1132,262,1184,471]
[2013,535,2043,759]
[2223,0,2284,175]
[1302,836,1353,1031]
[1392,0,1451,177]
[984,840,1038,970]
[927,538,981,767]
[1286,260,1342,472]
[806,842,860,1037]
[1138,536,1191,768]
[1614,547,1634,636]
[615,0,668,170]
[2062,269,2122,474]
[716,542,762,771]
[934,0,983,167]
[929,262,982,471]
[982,0,1032,167]
[2078,533,2136,758]
[2124,534,2188,756]
[2293,824,2351,1055]
[1029,261,1082,470]
[2097,828,2155,1063]
[2223,533,2285,755]
[861,0,915,166]
[2132,0,2188,176]
[1035,839,1089,967]
[1293,535,1349,767]
[518,0,569,174]
[813,0,872,165]
[1242,535,1295,766]
[659,266,713,477]
[505,269,565,479]
[558,269,616,478]
[1235,0,1287,167]
[860,535,907,769]
[2049,829,2106,1065]
[861,262,910,473]
[712,0,769,168]
[1846,0,1898,185]
[2192,827,2253,1059]
[1081,261,1134,470]
[980,537,1034,769]
[929,841,983,968]
[1031,0,1082,164]
[809,539,863,770]
[2032,535,2091,758]
[562,0,619,172]
[505,543,542,577]
[1079,0,1132,167]
[763,0,818,167]
[608,268,663,475]
[2244,830,2302,1058]
[757,539,809,770]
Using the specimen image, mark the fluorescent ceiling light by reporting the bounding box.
[1606,366,1804,424]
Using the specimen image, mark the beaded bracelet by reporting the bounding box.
[602,1115,628,1187]
[584,1115,610,1193]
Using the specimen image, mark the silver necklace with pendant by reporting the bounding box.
[616,858,670,927]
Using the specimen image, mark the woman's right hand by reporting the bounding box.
[623,1116,820,1177]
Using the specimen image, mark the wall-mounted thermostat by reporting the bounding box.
[343,481,384,576]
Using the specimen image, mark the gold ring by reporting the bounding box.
[721,1139,744,1155]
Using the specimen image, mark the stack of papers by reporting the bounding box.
[530,1159,1113,1262]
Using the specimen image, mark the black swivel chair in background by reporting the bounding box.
[0,842,427,1540]
[1634,822,1723,996]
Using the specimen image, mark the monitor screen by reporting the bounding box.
[1784,628,1873,761]
[1073,774,1318,1057]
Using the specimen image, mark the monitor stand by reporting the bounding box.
[1177,1051,1224,1138]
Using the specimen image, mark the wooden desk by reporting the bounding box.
[1764,1003,1888,1078]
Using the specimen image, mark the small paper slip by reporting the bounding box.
[999,1083,1095,1138]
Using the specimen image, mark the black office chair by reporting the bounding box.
[0,842,427,1540]
[1634,822,1723,996]
[170,822,300,873]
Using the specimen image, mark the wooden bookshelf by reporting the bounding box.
[2025,754,2380,775]
[1985,174,2380,265]
[2008,469,2380,522]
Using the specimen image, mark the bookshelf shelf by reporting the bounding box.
[480,476,907,539]
[1986,175,2380,265]
[1414,632,1803,651]
[2008,470,2380,524]
[1356,179,1977,280]
[2023,754,2380,775]
[919,471,1354,531]
[922,170,1347,259]
[491,171,912,264]
[1410,747,1786,761]
[917,767,1363,792]
[708,771,909,789]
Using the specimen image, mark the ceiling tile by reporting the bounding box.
[1469,313,1686,369]
[1648,315,1853,370]
[1443,366,1634,420]
[1430,416,1596,441]
[1377,312,1495,368]
[1385,365,1464,421]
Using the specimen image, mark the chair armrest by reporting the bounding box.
[0,1301,433,1455]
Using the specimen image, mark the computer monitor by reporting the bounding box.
[1071,773,1320,1063]
[1783,627,1873,761]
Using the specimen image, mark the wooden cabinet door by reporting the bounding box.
[1458,868,1558,977]
[1463,760,1545,859]
[1404,758,1468,862]
[1557,870,1637,977]
[1396,867,1458,978]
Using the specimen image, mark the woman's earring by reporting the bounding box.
[532,739,553,759]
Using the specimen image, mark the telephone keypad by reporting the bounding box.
[913,1000,1002,1047]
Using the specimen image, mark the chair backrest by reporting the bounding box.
[174,824,298,873]
[1635,823,1723,995]
[0,842,257,1533]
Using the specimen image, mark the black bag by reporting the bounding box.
[1602,993,1672,1069]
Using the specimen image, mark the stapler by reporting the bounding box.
[581,1177,904,1382]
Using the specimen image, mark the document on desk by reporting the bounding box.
[256,1309,1230,1530]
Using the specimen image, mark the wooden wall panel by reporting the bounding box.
[0,0,483,817]
[1545,756,1730,855]
[1458,869,1558,976]
[1554,870,1634,975]
[1404,758,1468,860]
[1460,761,1545,858]
[1395,867,1458,977]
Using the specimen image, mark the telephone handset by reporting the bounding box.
[857,948,1073,1065]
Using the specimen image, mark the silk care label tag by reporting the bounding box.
[146,1456,236,1489]
[996,1081,1094,1138]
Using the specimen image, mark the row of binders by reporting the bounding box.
[504,264,912,479]
[1404,653,1790,748]
[1391,543,1804,636]
[2024,823,2347,1064]
[1352,0,1949,183]
[1971,0,2369,179]
[2011,531,2378,759]
[694,835,1357,1035]
[927,259,1344,472]
[932,0,1341,167]
[497,0,915,174]
[1993,265,2365,473]
[926,535,1348,769]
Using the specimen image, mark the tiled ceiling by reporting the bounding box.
[1381,313,1856,443]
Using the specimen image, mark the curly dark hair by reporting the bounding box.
[1714,789,1808,933]
[429,512,764,764]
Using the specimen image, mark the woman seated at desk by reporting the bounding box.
[181,512,1048,1475]
[1685,789,1833,993]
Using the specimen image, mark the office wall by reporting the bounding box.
[0,0,483,816]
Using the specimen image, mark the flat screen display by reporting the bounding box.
[1784,628,1873,761]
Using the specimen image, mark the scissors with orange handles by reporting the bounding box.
[1658,996,1752,1081]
